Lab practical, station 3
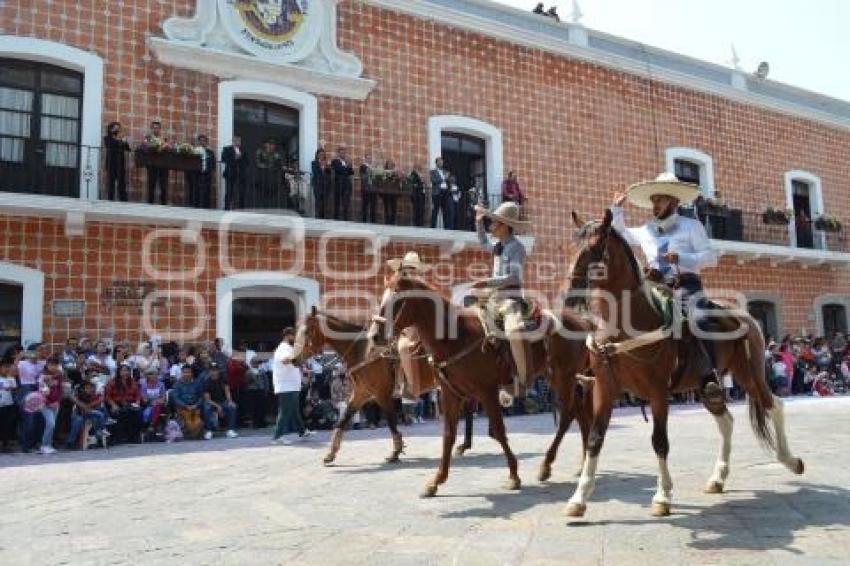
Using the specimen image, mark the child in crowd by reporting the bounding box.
[36,357,63,454]
[140,367,167,435]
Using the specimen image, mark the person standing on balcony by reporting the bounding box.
[187,134,215,209]
[408,163,427,227]
[222,136,247,210]
[430,157,451,228]
[501,171,526,206]
[331,145,354,221]
[311,148,332,219]
[103,122,130,202]
[255,139,283,209]
[382,159,401,225]
[447,174,461,230]
[359,152,378,223]
[144,120,170,205]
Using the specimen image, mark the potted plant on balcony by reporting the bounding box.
[813,214,843,233]
[762,206,792,225]
[701,192,727,215]
[134,138,201,172]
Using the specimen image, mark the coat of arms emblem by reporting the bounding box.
[233,0,307,43]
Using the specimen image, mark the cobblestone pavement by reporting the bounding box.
[1,396,848,565]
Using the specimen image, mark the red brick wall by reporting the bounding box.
[1,0,849,344]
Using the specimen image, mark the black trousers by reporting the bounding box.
[430,191,450,228]
[334,185,351,220]
[106,167,128,201]
[224,177,243,210]
[313,188,326,219]
[411,192,425,227]
[674,273,718,375]
[382,195,397,225]
[361,191,378,223]
[146,167,169,205]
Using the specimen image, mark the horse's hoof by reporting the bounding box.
[704,481,724,494]
[793,458,805,475]
[322,454,336,466]
[504,477,521,491]
[651,502,671,517]
[385,454,401,464]
[454,445,469,457]
[538,467,552,482]
[420,484,438,498]
[564,502,586,518]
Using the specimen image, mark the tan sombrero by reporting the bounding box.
[387,251,430,273]
[626,172,701,210]
[477,201,531,231]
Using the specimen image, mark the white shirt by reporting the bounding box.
[610,206,717,277]
[0,376,16,407]
[87,354,117,378]
[272,341,302,393]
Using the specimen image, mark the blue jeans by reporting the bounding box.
[40,406,57,448]
[203,402,237,431]
[65,410,106,448]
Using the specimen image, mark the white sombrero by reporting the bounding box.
[478,201,531,231]
[387,251,430,273]
[626,172,701,210]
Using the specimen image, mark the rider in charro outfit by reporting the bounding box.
[610,172,725,409]
[471,201,534,389]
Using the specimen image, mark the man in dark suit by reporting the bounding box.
[430,156,451,228]
[187,134,215,209]
[222,135,247,210]
[331,145,354,220]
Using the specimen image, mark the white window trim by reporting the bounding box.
[215,272,320,352]
[665,147,715,198]
[217,80,319,209]
[0,36,104,200]
[428,116,504,207]
[784,170,825,249]
[812,294,850,337]
[0,261,44,347]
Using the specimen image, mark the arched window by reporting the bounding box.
[784,170,824,250]
[821,304,848,337]
[665,147,715,197]
[428,115,504,210]
[748,299,778,341]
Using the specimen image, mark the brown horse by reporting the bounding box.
[564,210,804,517]
[372,272,592,497]
[297,307,476,465]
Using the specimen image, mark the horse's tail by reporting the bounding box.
[735,314,776,452]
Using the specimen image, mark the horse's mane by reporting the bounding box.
[606,224,645,286]
[317,311,368,334]
[393,275,482,339]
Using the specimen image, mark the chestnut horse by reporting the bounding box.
[372,272,592,497]
[564,210,804,517]
[297,307,476,465]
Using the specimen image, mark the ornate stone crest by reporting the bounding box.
[219,0,320,61]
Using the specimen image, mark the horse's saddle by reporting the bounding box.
[493,298,545,333]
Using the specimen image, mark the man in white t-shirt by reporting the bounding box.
[271,327,313,445]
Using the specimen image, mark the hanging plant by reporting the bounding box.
[762,206,792,225]
[814,215,843,233]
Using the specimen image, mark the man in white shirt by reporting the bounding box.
[271,327,313,445]
[611,172,724,411]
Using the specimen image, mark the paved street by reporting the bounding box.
[1,396,848,565]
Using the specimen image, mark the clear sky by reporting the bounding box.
[494,0,849,102]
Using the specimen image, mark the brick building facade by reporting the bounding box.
[0,0,848,351]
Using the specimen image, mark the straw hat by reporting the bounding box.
[626,172,701,210]
[387,251,430,273]
[477,201,531,231]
